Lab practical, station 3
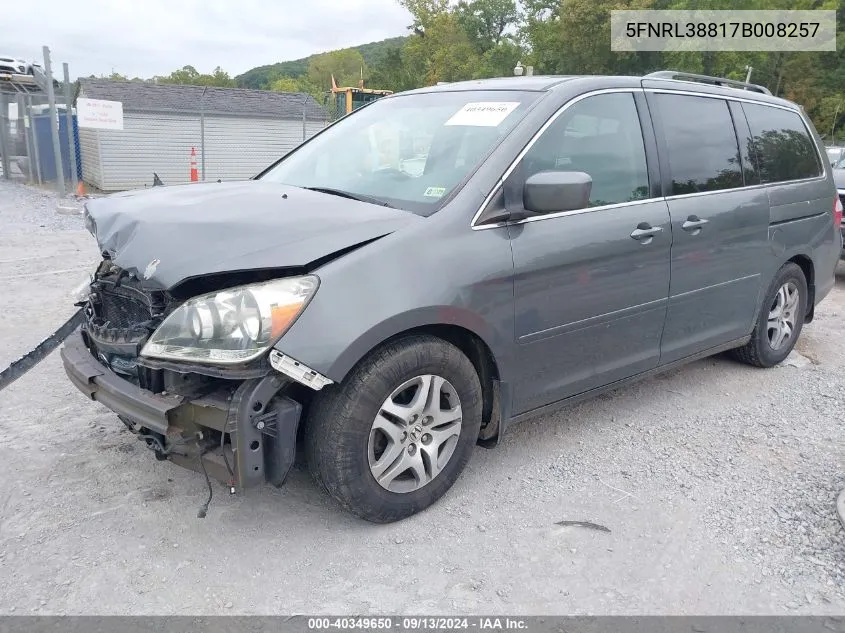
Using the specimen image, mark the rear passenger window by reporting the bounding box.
[742,103,822,183]
[654,94,743,195]
[520,92,650,208]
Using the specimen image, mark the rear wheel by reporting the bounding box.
[304,335,482,523]
[731,262,807,368]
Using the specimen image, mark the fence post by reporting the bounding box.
[200,111,205,181]
[18,95,34,183]
[302,95,307,141]
[42,45,65,195]
[200,87,206,181]
[0,93,10,181]
[62,62,78,192]
[26,97,43,185]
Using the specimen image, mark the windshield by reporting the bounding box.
[259,90,541,214]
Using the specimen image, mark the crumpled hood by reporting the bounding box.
[85,180,420,290]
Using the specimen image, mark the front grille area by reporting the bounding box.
[83,261,171,341]
[81,262,174,385]
[98,290,152,329]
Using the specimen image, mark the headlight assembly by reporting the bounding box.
[140,275,319,365]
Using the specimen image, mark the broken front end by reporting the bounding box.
[61,258,330,491]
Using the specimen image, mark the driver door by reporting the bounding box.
[507,90,672,415]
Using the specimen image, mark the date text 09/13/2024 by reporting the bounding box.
[625,21,821,39]
[307,618,529,631]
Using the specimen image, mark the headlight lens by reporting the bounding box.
[141,275,318,365]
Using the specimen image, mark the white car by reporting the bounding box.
[825,146,844,166]
[0,55,38,75]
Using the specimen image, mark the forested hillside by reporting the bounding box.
[97,0,845,140]
[235,37,409,89]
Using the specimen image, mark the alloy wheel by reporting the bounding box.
[368,374,462,493]
[767,281,800,351]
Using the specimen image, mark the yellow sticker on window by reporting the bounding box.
[424,186,446,198]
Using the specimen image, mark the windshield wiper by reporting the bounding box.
[302,186,396,209]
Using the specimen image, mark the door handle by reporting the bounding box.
[630,224,663,242]
[682,216,709,232]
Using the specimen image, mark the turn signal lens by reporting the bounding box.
[271,303,306,338]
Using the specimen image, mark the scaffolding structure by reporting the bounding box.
[0,46,77,194]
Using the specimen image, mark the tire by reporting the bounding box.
[304,335,482,523]
[731,262,807,368]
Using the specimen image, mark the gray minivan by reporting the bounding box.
[62,71,842,522]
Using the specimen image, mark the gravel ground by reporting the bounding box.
[0,178,843,615]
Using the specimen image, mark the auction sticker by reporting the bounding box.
[423,186,446,198]
[445,102,520,127]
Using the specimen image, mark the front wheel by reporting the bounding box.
[304,335,482,523]
[731,262,807,368]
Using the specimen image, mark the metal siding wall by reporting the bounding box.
[202,116,322,182]
[76,87,102,189]
[98,113,201,191]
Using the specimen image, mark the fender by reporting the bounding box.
[315,305,514,386]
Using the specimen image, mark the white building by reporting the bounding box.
[76,79,328,191]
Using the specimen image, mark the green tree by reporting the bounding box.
[368,45,417,91]
[400,0,485,85]
[307,49,366,91]
[155,65,237,87]
[269,76,303,92]
[456,0,519,52]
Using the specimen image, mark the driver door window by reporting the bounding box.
[520,92,650,209]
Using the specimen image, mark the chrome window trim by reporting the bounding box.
[471,86,829,232]
[644,87,800,110]
[664,174,828,202]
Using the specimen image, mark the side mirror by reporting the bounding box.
[523,171,592,215]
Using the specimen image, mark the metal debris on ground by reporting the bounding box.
[555,520,612,533]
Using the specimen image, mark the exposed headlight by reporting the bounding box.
[141,275,319,365]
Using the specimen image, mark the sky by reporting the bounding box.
[2,0,412,80]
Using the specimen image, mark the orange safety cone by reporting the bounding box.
[190,147,199,182]
[76,181,86,197]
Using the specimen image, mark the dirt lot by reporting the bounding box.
[0,180,843,615]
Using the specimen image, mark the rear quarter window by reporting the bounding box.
[741,103,823,184]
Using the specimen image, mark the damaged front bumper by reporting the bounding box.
[61,331,303,490]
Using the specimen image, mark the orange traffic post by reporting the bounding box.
[190,147,199,182]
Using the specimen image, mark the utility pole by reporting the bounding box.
[832,101,841,147]
[744,65,753,84]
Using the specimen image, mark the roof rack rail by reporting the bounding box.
[644,70,772,96]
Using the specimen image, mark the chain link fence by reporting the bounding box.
[1,48,397,195]
[72,80,336,192]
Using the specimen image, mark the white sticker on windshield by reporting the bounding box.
[445,102,520,127]
[423,186,446,198]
